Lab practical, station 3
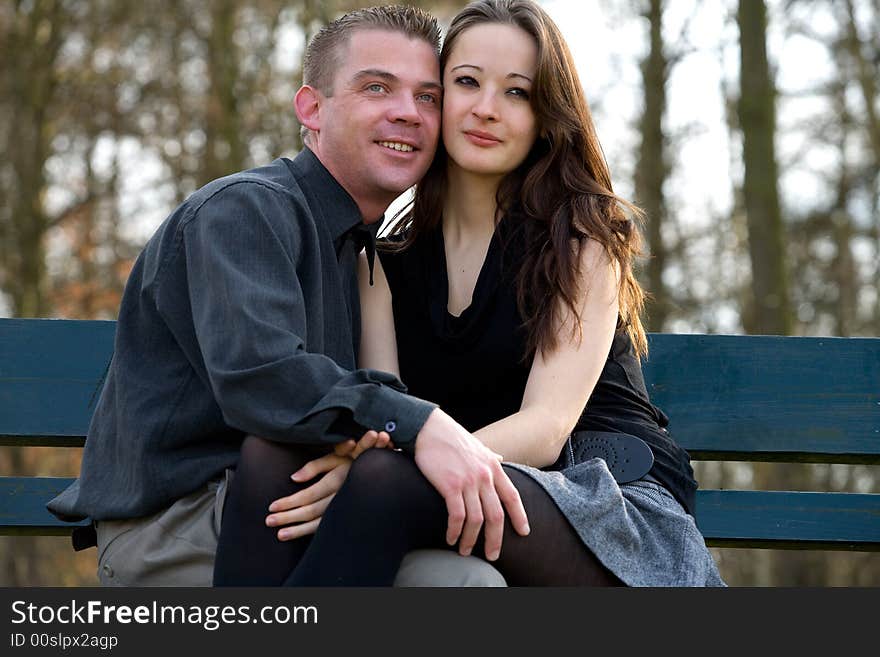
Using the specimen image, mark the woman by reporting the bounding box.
[259,0,724,587]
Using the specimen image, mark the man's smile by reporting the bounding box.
[377,140,417,152]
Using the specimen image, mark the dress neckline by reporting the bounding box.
[425,223,503,343]
[437,225,499,320]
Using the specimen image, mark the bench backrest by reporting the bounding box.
[2,318,879,548]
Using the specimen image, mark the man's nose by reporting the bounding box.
[389,92,421,124]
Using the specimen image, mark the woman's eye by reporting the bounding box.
[508,87,530,99]
[455,75,478,87]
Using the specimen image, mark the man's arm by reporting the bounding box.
[166,182,436,448]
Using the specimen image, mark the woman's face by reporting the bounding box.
[441,22,539,179]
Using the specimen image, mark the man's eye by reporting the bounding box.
[417,93,438,104]
[366,83,385,93]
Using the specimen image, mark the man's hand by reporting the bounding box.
[414,409,530,562]
[332,429,393,460]
[266,430,392,541]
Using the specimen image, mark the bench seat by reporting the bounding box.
[2,318,879,552]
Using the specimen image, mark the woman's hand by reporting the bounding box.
[265,430,392,541]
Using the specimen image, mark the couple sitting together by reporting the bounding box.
[49,0,724,587]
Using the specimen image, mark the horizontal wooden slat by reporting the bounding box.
[0,477,89,535]
[0,318,115,441]
[696,489,880,550]
[3,478,878,550]
[4,321,879,463]
[643,334,880,464]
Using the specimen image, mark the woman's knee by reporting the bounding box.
[344,448,408,488]
[336,448,421,510]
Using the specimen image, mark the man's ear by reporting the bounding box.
[294,85,322,133]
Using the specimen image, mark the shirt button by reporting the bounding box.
[384,421,397,433]
[102,564,114,578]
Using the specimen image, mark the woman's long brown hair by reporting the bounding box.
[384,0,649,358]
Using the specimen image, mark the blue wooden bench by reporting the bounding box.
[2,317,879,551]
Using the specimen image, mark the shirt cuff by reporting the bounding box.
[364,385,436,454]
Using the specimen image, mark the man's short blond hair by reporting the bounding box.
[303,5,441,95]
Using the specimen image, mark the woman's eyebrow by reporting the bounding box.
[449,64,532,82]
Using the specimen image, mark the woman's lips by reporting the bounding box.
[463,130,502,147]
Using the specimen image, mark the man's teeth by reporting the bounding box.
[378,141,414,152]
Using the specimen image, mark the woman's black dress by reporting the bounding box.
[378,219,725,586]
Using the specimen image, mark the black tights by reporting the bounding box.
[212,437,326,585]
[214,437,623,587]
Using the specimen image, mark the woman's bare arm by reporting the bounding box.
[474,239,620,467]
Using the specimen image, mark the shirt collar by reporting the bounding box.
[341,221,380,285]
[286,147,381,284]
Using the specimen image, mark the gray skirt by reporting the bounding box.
[504,458,726,587]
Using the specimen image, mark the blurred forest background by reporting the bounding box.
[1,0,878,586]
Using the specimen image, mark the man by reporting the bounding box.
[48,5,524,587]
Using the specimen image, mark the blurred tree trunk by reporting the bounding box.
[714,11,765,584]
[200,0,246,186]
[0,0,65,318]
[717,30,751,334]
[736,0,791,336]
[829,55,857,338]
[842,0,880,333]
[738,0,818,586]
[843,0,880,165]
[635,0,670,331]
